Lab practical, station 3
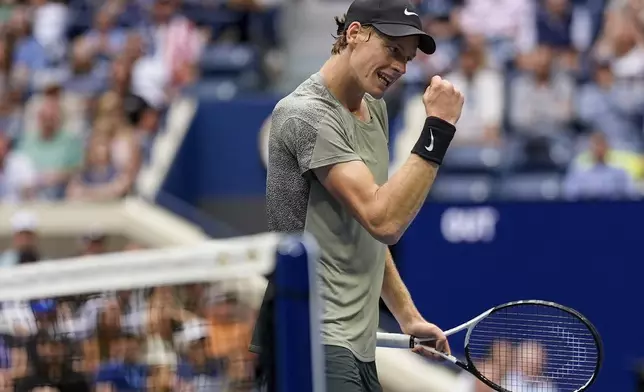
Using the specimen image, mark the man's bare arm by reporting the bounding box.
[381,247,424,328]
[315,76,463,245]
[314,154,438,244]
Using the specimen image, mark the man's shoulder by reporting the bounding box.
[272,75,343,127]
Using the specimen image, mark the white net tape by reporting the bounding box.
[0,233,281,392]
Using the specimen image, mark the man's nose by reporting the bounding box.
[392,61,406,76]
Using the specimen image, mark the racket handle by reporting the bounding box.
[376,332,415,349]
[421,346,458,364]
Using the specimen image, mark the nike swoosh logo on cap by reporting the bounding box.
[404,8,419,17]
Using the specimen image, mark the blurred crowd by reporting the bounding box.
[390,0,644,201]
[0,211,258,392]
[0,0,283,204]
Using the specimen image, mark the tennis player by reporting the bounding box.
[250,0,464,390]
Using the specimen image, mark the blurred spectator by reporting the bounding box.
[132,0,204,108]
[0,88,24,139]
[23,76,87,137]
[95,333,147,392]
[81,5,128,65]
[0,210,40,267]
[31,0,69,63]
[66,134,131,201]
[86,115,140,178]
[594,7,644,79]
[123,94,160,164]
[500,341,557,391]
[576,60,644,149]
[2,298,88,384]
[454,340,512,392]
[0,132,36,203]
[77,289,148,374]
[13,333,89,392]
[443,37,504,146]
[18,100,83,200]
[508,44,577,170]
[205,292,255,388]
[78,228,108,255]
[538,0,574,49]
[454,0,536,68]
[509,45,575,139]
[535,0,591,72]
[176,320,226,391]
[563,131,640,199]
[62,38,109,98]
[10,6,53,92]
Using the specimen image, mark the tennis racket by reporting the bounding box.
[376,300,603,392]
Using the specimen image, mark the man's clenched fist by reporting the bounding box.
[423,75,465,126]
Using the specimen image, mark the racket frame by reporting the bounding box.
[376,299,603,392]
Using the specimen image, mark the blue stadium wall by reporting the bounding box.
[161,96,644,392]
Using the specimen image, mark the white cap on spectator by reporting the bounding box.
[176,319,209,351]
[81,224,107,243]
[11,211,38,233]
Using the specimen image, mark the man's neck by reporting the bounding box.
[319,54,365,113]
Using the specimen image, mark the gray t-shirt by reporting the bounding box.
[250,72,389,362]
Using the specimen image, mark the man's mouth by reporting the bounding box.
[377,72,393,87]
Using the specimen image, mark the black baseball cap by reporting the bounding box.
[345,0,436,54]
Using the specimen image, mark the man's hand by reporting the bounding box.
[402,319,451,360]
[423,75,464,126]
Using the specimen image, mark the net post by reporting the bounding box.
[274,234,325,392]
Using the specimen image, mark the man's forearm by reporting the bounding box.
[381,248,424,329]
[374,154,438,242]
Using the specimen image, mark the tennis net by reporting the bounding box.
[0,233,324,392]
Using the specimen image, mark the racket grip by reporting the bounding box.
[376,332,414,349]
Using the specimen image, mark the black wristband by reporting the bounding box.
[411,116,456,165]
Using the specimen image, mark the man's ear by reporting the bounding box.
[345,21,363,46]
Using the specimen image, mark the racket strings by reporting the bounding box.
[466,304,599,392]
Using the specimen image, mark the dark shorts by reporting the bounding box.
[325,345,382,392]
[256,345,382,392]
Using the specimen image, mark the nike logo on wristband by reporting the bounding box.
[425,129,435,152]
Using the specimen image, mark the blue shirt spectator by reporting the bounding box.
[563,131,640,200]
[82,6,128,63]
[95,333,147,392]
[537,0,574,48]
[177,358,226,392]
[96,361,148,392]
[576,62,644,149]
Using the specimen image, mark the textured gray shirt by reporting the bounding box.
[250,72,390,362]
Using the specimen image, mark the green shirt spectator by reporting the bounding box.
[17,101,83,200]
[19,128,83,172]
